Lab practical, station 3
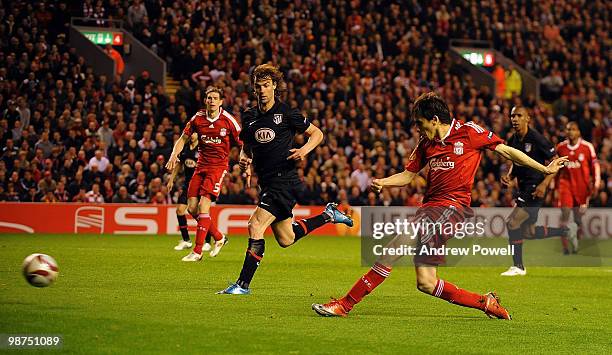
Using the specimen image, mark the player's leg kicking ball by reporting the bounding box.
[312,291,510,319]
[313,207,511,320]
[312,262,511,320]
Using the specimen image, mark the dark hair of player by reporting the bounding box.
[250,63,286,96]
[511,105,531,117]
[205,86,224,99]
[411,92,452,124]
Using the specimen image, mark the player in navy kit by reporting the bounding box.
[167,132,213,251]
[500,106,577,276]
[167,132,199,250]
[217,64,354,295]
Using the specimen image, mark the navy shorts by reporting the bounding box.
[258,180,305,222]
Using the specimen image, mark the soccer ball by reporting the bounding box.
[22,253,59,287]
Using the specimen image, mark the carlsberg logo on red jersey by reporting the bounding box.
[201,135,222,144]
[430,157,455,171]
[565,161,581,169]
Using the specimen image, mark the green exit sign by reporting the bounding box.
[82,31,124,46]
[459,50,495,67]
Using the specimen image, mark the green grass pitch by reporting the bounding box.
[1,234,611,354]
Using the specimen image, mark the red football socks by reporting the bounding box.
[194,213,211,254]
[191,213,223,242]
[339,263,391,311]
[433,279,486,310]
[337,266,486,313]
[208,219,223,242]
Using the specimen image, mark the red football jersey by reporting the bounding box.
[405,119,504,206]
[556,138,600,198]
[183,108,242,172]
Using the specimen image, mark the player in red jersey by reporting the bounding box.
[312,93,568,319]
[555,122,601,253]
[166,86,242,261]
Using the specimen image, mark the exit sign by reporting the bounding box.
[460,50,495,67]
[82,31,123,46]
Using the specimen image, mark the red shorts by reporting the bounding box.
[556,187,588,208]
[187,169,228,201]
[413,204,471,266]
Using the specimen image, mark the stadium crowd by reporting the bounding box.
[0,0,610,208]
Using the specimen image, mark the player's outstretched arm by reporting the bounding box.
[287,123,324,161]
[592,157,602,195]
[166,161,180,192]
[166,133,189,171]
[533,155,560,198]
[494,144,568,175]
[371,170,416,193]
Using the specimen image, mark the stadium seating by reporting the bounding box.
[0,0,609,207]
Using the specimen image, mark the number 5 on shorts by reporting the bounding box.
[213,170,228,195]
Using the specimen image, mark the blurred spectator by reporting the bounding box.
[87,150,110,172]
[3,100,20,126]
[102,179,114,202]
[91,0,106,26]
[135,71,154,93]
[97,119,114,148]
[492,64,506,98]
[73,188,88,202]
[350,163,370,192]
[131,184,149,203]
[54,182,69,202]
[127,0,147,29]
[19,170,36,201]
[38,171,57,194]
[151,191,167,204]
[85,183,104,203]
[504,65,522,99]
[112,186,133,203]
[541,70,564,102]
[41,191,58,203]
[16,97,30,130]
[124,79,136,103]
[4,183,21,201]
[35,132,54,159]
[82,0,94,18]
[105,44,124,76]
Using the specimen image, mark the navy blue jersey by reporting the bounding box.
[508,128,555,191]
[179,143,198,184]
[239,101,310,185]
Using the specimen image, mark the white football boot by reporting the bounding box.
[202,242,212,252]
[500,266,527,276]
[182,251,202,262]
[567,222,579,253]
[209,236,228,257]
[174,240,193,251]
